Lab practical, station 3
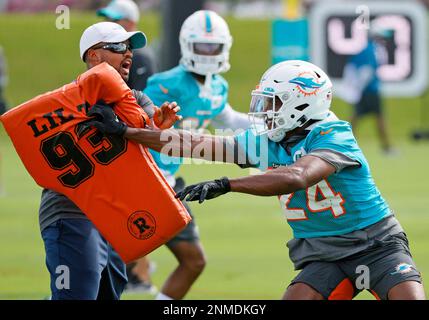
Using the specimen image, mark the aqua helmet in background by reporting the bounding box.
[179,10,233,76]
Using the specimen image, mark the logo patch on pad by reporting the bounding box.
[128,211,156,240]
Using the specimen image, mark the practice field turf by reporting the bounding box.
[0,13,428,300]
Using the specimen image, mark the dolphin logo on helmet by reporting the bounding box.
[289,76,326,90]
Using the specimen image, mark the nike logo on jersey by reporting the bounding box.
[159,84,169,94]
[320,128,333,135]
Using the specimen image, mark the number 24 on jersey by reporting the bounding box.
[279,179,346,221]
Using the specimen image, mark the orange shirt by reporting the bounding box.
[0,63,191,263]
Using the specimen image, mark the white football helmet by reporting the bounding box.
[179,10,233,75]
[249,60,333,142]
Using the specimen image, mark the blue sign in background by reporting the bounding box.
[271,18,309,64]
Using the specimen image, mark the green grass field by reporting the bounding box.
[0,12,428,300]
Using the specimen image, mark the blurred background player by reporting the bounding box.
[0,46,8,115]
[97,0,158,91]
[142,10,253,300]
[341,25,396,155]
[97,0,159,294]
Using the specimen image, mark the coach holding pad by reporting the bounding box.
[39,22,180,300]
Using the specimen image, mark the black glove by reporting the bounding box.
[78,100,128,136]
[175,177,231,203]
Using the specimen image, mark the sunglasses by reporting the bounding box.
[93,42,132,54]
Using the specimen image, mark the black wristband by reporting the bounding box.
[219,176,231,192]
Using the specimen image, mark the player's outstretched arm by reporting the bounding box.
[176,155,336,203]
[83,102,238,164]
[124,126,237,164]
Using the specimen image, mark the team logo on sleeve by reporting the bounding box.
[289,72,326,96]
[128,211,156,240]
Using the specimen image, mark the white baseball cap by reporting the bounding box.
[79,21,147,61]
[97,0,140,23]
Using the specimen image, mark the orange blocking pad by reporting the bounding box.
[0,63,191,263]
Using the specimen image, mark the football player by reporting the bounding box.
[83,60,425,300]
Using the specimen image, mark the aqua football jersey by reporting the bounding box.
[234,116,391,238]
[144,65,228,176]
